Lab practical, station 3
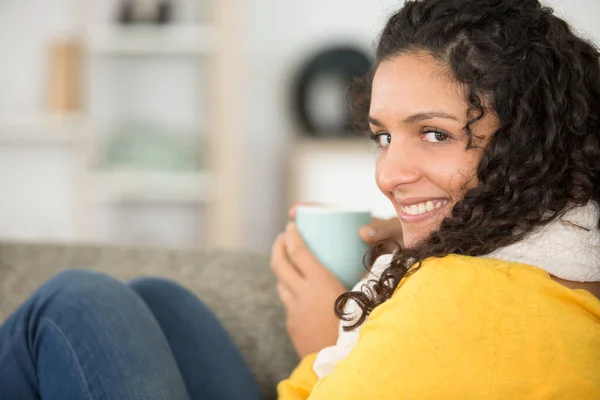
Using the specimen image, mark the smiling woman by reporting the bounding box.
[278,0,600,398]
[1,0,598,399]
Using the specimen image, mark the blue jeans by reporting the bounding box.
[0,270,263,400]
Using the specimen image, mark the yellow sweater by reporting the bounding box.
[277,255,600,399]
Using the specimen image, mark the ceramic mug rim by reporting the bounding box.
[295,205,371,214]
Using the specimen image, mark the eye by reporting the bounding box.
[369,132,391,149]
[421,129,451,143]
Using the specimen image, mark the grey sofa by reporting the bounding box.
[0,242,299,399]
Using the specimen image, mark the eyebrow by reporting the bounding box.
[368,111,459,126]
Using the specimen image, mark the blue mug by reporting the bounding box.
[295,206,372,288]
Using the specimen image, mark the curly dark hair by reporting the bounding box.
[335,0,600,330]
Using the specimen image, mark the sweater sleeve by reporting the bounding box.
[276,352,320,400]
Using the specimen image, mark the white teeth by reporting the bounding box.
[402,200,447,216]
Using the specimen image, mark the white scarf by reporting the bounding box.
[313,201,600,379]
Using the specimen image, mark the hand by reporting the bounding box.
[289,204,403,245]
[358,217,403,245]
[270,222,346,358]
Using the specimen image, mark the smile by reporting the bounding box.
[401,199,449,216]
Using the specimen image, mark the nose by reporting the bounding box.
[376,140,421,193]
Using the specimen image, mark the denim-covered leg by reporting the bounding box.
[0,270,190,400]
[129,278,263,400]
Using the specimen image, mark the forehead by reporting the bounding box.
[370,53,467,120]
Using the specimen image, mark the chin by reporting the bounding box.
[400,230,424,248]
[403,216,448,247]
[401,226,438,249]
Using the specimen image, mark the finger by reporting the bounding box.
[270,233,304,292]
[358,218,384,243]
[276,282,294,307]
[359,217,403,244]
[284,222,324,277]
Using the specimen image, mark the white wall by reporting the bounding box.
[544,0,600,42]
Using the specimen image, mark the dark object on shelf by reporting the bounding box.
[293,46,373,138]
[118,0,173,25]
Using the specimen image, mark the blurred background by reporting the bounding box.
[0,0,598,253]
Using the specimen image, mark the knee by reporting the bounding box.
[36,269,131,311]
[128,277,219,328]
[15,271,158,349]
[128,277,213,316]
[44,269,120,293]
[128,277,189,300]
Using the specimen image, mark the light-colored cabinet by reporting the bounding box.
[288,139,396,219]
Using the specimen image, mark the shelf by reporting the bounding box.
[96,170,212,204]
[0,113,87,146]
[86,24,214,57]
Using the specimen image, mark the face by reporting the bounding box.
[369,53,498,247]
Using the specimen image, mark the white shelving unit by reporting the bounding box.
[82,18,215,247]
[69,0,217,248]
[288,138,397,219]
[0,0,243,248]
[86,24,214,56]
[96,170,212,204]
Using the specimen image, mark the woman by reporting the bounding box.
[273,0,600,398]
[1,0,599,399]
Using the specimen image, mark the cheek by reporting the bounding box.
[444,153,482,197]
[424,152,482,198]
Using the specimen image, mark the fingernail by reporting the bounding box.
[363,226,376,237]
